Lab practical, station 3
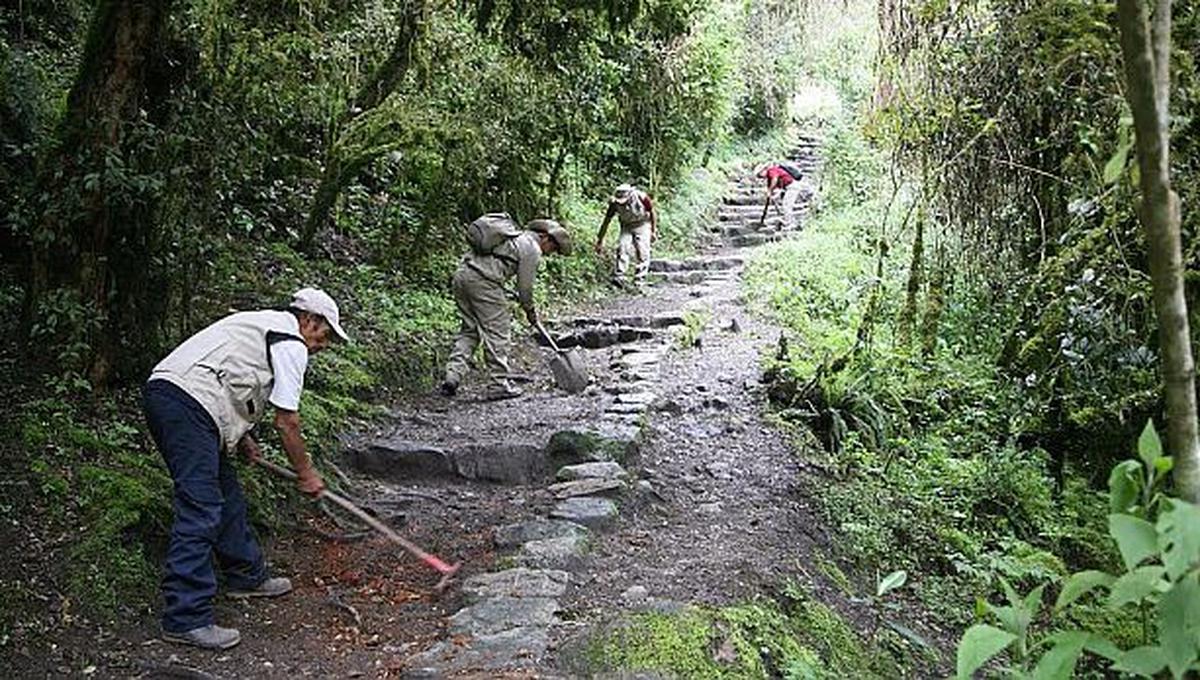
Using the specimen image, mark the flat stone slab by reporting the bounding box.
[404,626,550,677]
[605,402,648,416]
[449,596,560,636]
[616,352,661,368]
[547,478,625,499]
[346,441,452,479]
[462,569,570,604]
[348,439,551,484]
[494,518,589,549]
[515,534,589,571]
[556,461,627,481]
[547,424,641,464]
[551,497,618,529]
[615,391,657,406]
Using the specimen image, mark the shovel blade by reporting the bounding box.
[550,350,588,394]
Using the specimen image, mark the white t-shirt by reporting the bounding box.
[268,339,309,411]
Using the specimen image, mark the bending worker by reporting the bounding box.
[594,183,656,288]
[441,215,572,401]
[143,287,348,650]
[756,162,803,230]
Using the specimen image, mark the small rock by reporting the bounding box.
[556,461,627,481]
[636,480,654,494]
[698,502,723,514]
[462,569,570,603]
[703,396,731,410]
[547,478,626,499]
[551,497,619,529]
[621,585,649,603]
[449,596,560,636]
[516,535,589,571]
[494,519,589,549]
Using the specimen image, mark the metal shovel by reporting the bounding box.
[534,321,589,394]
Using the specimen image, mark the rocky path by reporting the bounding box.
[381,139,827,678]
[95,140,839,680]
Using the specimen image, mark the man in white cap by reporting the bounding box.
[594,183,657,288]
[441,216,572,401]
[142,287,348,649]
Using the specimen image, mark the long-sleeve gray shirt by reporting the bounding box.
[463,231,543,311]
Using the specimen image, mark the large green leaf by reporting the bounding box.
[1157,576,1200,679]
[877,569,907,597]
[1111,646,1167,677]
[1108,566,1167,608]
[1157,499,1200,582]
[1110,514,1159,571]
[1108,460,1143,514]
[1031,631,1089,680]
[1054,570,1115,612]
[1137,420,1164,468]
[1102,136,1132,185]
[956,624,1016,680]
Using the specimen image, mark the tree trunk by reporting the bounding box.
[898,210,924,349]
[26,0,173,386]
[1116,0,1199,502]
[300,1,426,250]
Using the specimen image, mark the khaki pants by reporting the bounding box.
[781,183,802,230]
[615,221,652,283]
[444,266,510,388]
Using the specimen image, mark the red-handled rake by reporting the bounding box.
[256,458,461,591]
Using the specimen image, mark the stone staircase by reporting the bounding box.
[345,137,820,678]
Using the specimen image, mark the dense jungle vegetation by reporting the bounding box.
[3,0,1200,676]
[0,0,807,652]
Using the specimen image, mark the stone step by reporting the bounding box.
[515,534,590,571]
[648,256,743,272]
[537,325,654,350]
[550,496,618,529]
[494,518,590,548]
[547,477,625,499]
[462,569,570,604]
[555,313,685,330]
[556,461,627,482]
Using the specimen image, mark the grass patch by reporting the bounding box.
[580,588,915,679]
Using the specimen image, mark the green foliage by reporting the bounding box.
[957,428,1200,679]
[582,587,913,679]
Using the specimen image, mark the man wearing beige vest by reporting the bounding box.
[595,183,657,288]
[143,287,348,649]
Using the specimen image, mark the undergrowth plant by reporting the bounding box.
[956,422,1200,679]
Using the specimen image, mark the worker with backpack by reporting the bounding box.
[594,183,657,288]
[441,213,572,401]
[755,161,805,230]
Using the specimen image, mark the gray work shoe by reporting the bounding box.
[227,576,293,599]
[439,379,458,397]
[484,385,523,401]
[162,624,241,650]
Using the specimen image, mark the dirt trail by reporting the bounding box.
[34,140,857,679]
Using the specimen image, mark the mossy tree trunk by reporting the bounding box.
[300,1,427,251]
[1116,0,1199,502]
[26,0,173,386]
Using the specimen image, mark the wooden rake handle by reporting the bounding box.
[255,458,461,589]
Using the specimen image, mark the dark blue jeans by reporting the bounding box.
[144,380,267,633]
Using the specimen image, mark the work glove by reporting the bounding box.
[525,307,539,326]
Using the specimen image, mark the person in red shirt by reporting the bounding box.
[756,163,802,230]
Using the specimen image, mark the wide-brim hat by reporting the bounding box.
[526,219,573,256]
[611,183,636,204]
[291,287,349,342]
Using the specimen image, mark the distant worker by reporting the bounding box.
[594,183,657,288]
[441,214,572,401]
[756,161,804,230]
[143,287,349,650]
